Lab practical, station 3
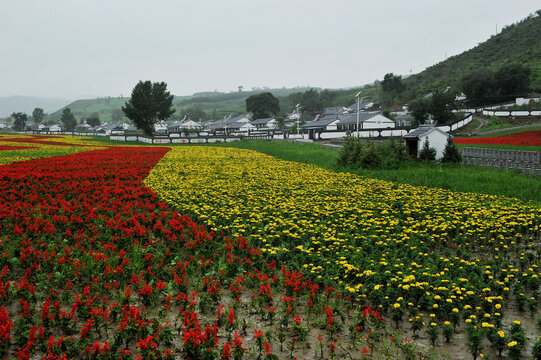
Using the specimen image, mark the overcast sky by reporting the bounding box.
[2,0,541,100]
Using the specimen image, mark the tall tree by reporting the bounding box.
[11,112,27,131]
[61,108,77,131]
[32,107,46,124]
[122,81,175,135]
[246,92,280,120]
[86,113,101,127]
[430,90,456,123]
[381,73,405,107]
[407,98,431,125]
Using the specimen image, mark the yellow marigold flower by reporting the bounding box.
[498,330,505,338]
[444,321,451,326]
[393,303,400,309]
[495,304,501,309]
[513,320,521,326]
[508,341,517,347]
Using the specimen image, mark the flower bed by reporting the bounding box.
[0,141,387,359]
[146,146,541,358]
[454,130,541,146]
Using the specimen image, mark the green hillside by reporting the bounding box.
[48,88,315,123]
[399,12,541,101]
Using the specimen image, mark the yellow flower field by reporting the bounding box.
[145,146,541,319]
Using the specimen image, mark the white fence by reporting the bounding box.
[482,109,541,117]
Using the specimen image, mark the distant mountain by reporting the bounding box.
[0,96,71,118]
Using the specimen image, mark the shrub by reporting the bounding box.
[337,136,409,170]
[418,138,436,162]
[441,137,462,163]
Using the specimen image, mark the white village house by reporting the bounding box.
[336,113,396,131]
[403,125,450,160]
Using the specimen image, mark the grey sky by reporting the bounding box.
[1,0,540,99]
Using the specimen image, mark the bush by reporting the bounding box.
[418,139,436,162]
[337,136,409,170]
[441,137,462,163]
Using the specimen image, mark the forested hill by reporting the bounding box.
[400,11,541,101]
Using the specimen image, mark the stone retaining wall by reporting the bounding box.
[460,148,541,176]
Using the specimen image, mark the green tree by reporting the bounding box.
[418,138,436,162]
[111,108,125,122]
[381,73,405,107]
[430,90,456,124]
[495,63,531,98]
[11,112,27,131]
[181,106,207,121]
[461,69,496,106]
[441,136,462,163]
[246,92,280,120]
[274,115,286,130]
[86,113,101,127]
[408,98,431,125]
[32,107,46,124]
[122,80,175,135]
[61,108,77,131]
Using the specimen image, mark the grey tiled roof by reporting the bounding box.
[403,126,437,138]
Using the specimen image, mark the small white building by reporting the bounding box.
[403,126,449,160]
[49,124,62,132]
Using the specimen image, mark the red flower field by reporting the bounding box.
[0,144,361,359]
[454,129,541,146]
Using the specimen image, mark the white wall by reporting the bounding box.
[419,131,448,160]
[362,114,396,129]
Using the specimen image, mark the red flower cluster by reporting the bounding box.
[454,130,541,146]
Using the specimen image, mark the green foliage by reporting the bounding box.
[274,115,286,129]
[32,107,45,124]
[61,108,77,131]
[337,136,409,170]
[86,113,101,127]
[122,81,175,136]
[430,90,456,123]
[246,92,280,120]
[11,112,27,131]
[180,106,207,121]
[381,73,405,107]
[461,63,531,106]
[418,139,436,162]
[408,98,431,125]
[441,137,461,163]
[532,337,541,360]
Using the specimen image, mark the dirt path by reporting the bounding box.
[478,122,541,136]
